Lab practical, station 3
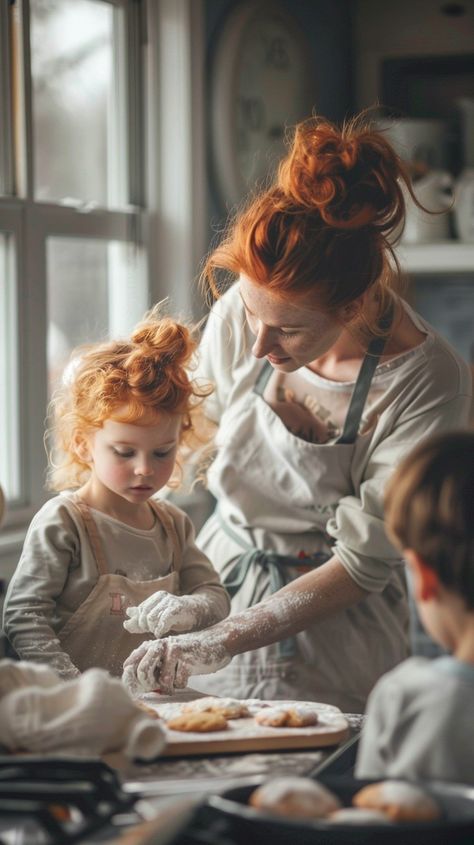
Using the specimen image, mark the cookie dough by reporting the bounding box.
[329,807,391,825]
[134,700,160,719]
[166,711,228,733]
[249,777,341,819]
[352,780,441,822]
[254,704,319,728]
[182,696,250,719]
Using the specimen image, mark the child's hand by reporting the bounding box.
[122,631,231,695]
[123,592,214,638]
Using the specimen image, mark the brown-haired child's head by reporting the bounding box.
[46,307,212,491]
[385,431,474,609]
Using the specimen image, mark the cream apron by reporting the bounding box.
[58,497,181,676]
[194,311,410,711]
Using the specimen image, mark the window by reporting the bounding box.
[0,230,21,502]
[0,0,207,548]
[0,0,149,524]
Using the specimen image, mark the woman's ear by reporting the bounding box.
[404,549,440,602]
[341,294,365,324]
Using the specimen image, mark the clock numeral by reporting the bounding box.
[239,97,265,132]
[264,36,290,70]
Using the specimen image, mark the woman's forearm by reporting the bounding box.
[214,556,367,657]
[123,557,369,695]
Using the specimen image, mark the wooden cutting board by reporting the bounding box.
[138,694,349,757]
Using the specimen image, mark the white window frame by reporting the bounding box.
[0,0,207,565]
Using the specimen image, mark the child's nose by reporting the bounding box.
[134,457,153,476]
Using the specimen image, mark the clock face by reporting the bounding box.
[236,12,311,190]
[211,3,313,208]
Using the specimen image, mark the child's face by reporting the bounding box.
[85,413,181,505]
[405,550,452,651]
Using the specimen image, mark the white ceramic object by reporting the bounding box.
[457,97,474,168]
[401,170,453,244]
[375,118,448,170]
[454,168,474,243]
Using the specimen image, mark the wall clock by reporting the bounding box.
[210,1,314,209]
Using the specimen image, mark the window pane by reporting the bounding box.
[30,0,123,206]
[46,237,147,393]
[0,233,21,500]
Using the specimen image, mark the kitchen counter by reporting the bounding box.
[116,712,363,799]
[100,715,364,845]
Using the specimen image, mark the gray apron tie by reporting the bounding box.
[220,305,394,657]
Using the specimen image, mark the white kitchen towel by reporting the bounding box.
[0,658,61,696]
[0,661,166,759]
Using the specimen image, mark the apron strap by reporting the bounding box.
[70,495,109,576]
[148,499,181,573]
[336,304,394,445]
[254,361,275,396]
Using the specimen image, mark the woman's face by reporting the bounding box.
[239,275,344,371]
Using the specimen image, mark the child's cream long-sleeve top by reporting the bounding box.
[3,496,230,678]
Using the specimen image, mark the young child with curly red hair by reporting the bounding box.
[3,309,230,680]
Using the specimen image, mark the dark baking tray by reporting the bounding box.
[207,776,474,845]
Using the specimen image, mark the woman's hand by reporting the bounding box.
[123,592,214,638]
[122,631,232,695]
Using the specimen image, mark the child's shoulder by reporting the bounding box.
[29,492,84,529]
[371,655,474,707]
[370,656,438,699]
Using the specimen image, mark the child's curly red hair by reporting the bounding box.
[46,307,212,491]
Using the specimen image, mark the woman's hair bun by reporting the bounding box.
[278,116,407,233]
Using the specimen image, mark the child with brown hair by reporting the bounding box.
[3,309,230,680]
[356,430,474,783]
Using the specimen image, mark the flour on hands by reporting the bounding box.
[123,591,217,638]
[122,631,231,695]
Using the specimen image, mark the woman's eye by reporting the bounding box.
[279,329,299,337]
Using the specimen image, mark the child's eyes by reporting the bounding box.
[111,447,174,459]
[112,448,134,458]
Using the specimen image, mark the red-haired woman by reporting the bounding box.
[124,116,472,712]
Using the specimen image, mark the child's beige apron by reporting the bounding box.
[58,497,181,676]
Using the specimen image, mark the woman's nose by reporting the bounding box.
[251,325,275,359]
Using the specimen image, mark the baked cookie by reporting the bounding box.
[181,696,250,719]
[328,808,391,825]
[166,711,228,733]
[254,704,319,728]
[249,777,341,819]
[134,700,161,719]
[352,781,441,823]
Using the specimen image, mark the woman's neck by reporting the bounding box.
[308,297,426,382]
